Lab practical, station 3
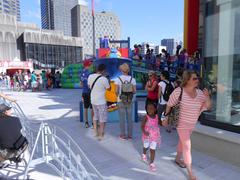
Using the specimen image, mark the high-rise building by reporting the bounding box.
[0,0,20,21]
[41,0,54,29]
[41,0,80,36]
[71,4,121,55]
[161,39,176,55]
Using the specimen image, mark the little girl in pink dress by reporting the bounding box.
[141,103,161,171]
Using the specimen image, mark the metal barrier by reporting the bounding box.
[0,96,104,180]
[79,98,139,123]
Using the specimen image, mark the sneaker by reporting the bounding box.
[119,135,127,140]
[85,122,89,128]
[141,154,148,163]
[149,163,157,172]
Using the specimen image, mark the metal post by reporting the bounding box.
[92,16,96,57]
[92,0,96,58]
[79,101,83,122]
[134,100,138,122]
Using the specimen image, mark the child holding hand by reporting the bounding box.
[141,103,161,171]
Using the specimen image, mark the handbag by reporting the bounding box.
[168,87,183,128]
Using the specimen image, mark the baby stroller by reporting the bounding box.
[0,104,28,168]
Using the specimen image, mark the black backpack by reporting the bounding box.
[162,80,174,101]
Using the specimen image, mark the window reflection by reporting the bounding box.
[201,0,240,131]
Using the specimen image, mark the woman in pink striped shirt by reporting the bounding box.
[163,70,211,180]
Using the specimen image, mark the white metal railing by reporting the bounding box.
[0,96,104,180]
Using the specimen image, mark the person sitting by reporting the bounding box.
[0,104,28,168]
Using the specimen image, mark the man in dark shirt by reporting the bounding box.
[80,61,93,128]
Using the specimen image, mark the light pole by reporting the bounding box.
[92,0,96,58]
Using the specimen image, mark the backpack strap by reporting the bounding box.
[163,80,169,85]
[90,75,102,92]
[118,76,132,84]
[118,76,124,84]
[129,77,132,83]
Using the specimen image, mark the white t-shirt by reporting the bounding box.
[88,73,110,105]
[114,75,136,102]
[158,80,174,105]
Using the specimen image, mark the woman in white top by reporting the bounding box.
[115,63,136,140]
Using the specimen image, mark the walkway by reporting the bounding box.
[1,89,240,180]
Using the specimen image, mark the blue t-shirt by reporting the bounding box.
[81,69,90,93]
[31,73,37,82]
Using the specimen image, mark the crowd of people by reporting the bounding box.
[0,70,62,92]
[81,49,212,179]
[132,44,202,81]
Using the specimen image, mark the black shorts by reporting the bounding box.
[82,92,92,109]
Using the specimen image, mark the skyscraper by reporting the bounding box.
[0,0,20,21]
[41,0,79,36]
[161,39,175,55]
[41,0,54,29]
[71,4,121,55]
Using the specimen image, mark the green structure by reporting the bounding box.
[61,63,94,89]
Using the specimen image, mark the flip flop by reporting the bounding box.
[175,160,186,168]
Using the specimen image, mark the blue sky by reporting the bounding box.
[20,0,184,46]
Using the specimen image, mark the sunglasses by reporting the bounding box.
[192,77,199,81]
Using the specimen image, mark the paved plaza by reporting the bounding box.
[1,89,240,180]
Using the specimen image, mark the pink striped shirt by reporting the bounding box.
[167,87,207,130]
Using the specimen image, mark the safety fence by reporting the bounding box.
[0,96,104,180]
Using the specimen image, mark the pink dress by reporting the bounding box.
[142,115,161,145]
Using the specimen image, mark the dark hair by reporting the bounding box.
[97,64,106,72]
[161,71,170,80]
[146,103,157,114]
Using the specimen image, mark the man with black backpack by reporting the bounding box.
[115,63,136,140]
[158,71,174,131]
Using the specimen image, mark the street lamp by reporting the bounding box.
[92,0,96,58]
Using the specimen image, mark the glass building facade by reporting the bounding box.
[41,0,79,36]
[25,43,83,68]
[199,0,240,133]
[41,0,54,29]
